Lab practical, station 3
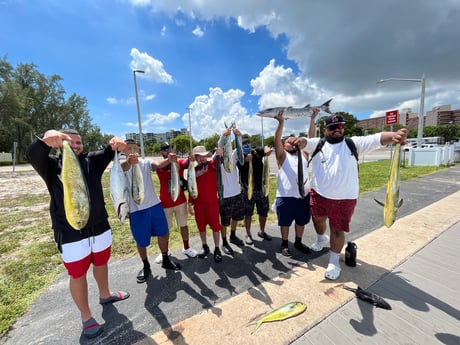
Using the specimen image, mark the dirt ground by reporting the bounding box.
[0,165,48,202]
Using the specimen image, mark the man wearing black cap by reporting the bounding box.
[296,113,407,280]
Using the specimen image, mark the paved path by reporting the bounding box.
[1,165,459,345]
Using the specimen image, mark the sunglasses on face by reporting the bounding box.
[327,123,344,131]
[161,147,170,151]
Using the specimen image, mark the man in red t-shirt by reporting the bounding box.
[155,142,197,263]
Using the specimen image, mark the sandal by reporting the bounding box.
[99,290,130,305]
[82,317,103,339]
[325,263,341,280]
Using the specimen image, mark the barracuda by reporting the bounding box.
[131,163,144,205]
[61,140,90,230]
[374,143,403,228]
[187,160,198,199]
[170,161,180,202]
[110,150,130,223]
[256,98,332,119]
[249,301,307,333]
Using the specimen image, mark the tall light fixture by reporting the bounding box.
[376,73,426,146]
[133,69,145,158]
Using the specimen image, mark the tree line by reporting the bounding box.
[2,56,458,162]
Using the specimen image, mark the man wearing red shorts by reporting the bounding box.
[298,114,407,280]
[27,129,130,339]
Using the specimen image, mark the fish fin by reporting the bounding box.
[303,104,311,108]
[320,98,333,113]
[343,285,357,293]
[374,198,385,207]
[397,199,403,208]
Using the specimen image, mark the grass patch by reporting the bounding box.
[0,161,450,335]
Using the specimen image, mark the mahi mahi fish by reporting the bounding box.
[110,150,130,223]
[249,301,307,333]
[222,128,234,173]
[170,160,180,202]
[343,286,392,310]
[235,133,244,166]
[256,98,333,119]
[374,143,403,228]
[131,163,144,205]
[262,156,269,197]
[187,160,198,199]
[247,160,254,200]
[61,140,90,230]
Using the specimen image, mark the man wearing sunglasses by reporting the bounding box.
[296,114,407,280]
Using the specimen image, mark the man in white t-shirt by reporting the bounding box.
[297,114,407,280]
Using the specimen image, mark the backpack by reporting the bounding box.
[308,137,359,169]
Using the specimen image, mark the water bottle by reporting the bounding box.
[345,241,357,267]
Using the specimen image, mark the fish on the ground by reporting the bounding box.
[374,143,403,228]
[256,98,333,119]
[61,140,90,230]
[343,286,392,310]
[110,150,130,223]
[263,156,269,197]
[170,160,180,202]
[187,160,198,199]
[131,163,144,205]
[249,301,307,333]
[248,160,254,200]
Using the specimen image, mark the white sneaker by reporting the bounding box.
[154,250,171,264]
[182,247,197,258]
[245,235,253,245]
[311,235,330,252]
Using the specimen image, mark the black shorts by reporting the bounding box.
[219,193,245,226]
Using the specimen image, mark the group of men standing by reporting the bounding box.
[27,109,407,339]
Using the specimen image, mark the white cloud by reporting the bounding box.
[192,25,204,37]
[106,97,118,105]
[129,48,174,84]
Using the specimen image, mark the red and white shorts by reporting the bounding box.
[61,229,112,279]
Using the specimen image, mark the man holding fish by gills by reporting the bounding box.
[26,129,130,339]
[122,139,181,284]
[295,113,407,280]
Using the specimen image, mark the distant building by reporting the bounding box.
[357,105,460,131]
[125,128,189,144]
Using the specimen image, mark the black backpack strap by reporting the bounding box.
[345,138,359,162]
[307,137,326,167]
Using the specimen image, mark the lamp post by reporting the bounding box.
[133,69,145,158]
[376,73,426,146]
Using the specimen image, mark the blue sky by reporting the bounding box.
[2,0,460,140]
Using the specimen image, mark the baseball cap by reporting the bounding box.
[192,146,210,156]
[160,142,170,150]
[324,115,345,127]
[124,138,136,144]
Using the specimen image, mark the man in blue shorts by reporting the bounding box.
[122,140,180,284]
[273,113,311,256]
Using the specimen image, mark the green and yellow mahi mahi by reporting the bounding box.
[249,301,307,333]
[131,163,144,205]
[374,143,403,228]
[61,140,90,230]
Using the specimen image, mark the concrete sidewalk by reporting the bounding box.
[1,165,459,345]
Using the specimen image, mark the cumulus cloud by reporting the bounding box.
[192,25,204,37]
[130,48,174,84]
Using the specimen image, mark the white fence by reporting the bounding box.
[407,145,456,166]
[0,152,13,162]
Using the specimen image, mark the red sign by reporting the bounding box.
[385,110,399,125]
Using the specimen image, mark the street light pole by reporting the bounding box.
[133,69,145,158]
[376,73,426,146]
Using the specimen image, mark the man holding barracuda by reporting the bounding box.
[27,129,130,339]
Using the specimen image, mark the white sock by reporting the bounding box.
[317,234,328,242]
[329,251,340,266]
